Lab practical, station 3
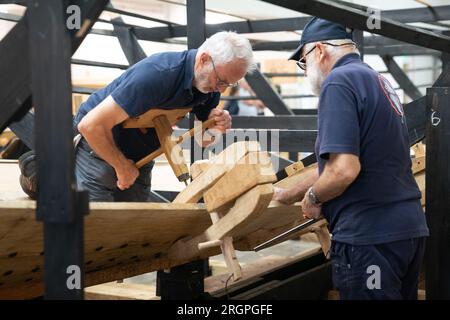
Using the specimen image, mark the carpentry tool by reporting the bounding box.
[254,218,319,251]
[254,154,326,252]
[276,153,316,181]
[122,106,224,183]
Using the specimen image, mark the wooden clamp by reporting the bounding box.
[197,210,243,281]
[310,224,331,259]
[122,107,223,176]
[152,115,189,182]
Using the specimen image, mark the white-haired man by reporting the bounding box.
[75,31,256,201]
[273,18,428,300]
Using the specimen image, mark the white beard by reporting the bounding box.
[307,57,326,96]
[194,64,213,94]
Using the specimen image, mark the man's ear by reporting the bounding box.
[316,42,327,63]
[200,52,209,65]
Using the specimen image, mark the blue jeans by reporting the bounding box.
[75,139,154,202]
[330,237,426,300]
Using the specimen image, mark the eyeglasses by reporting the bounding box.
[210,57,239,89]
[296,41,357,71]
[296,46,316,71]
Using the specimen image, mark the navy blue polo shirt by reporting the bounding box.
[74,49,219,162]
[316,53,429,245]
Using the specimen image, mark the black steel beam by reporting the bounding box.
[434,54,450,87]
[263,67,440,78]
[134,16,310,42]
[132,5,450,43]
[385,5,450,24]
[0,15,31,133]
[186,0,206,49]
[0,0,108,134]
[27,0,93,300]
[104,4,179,26]
[112,17,147,65]
[366,45,440,57]
[8,109,34,149]
[253,38,397,51]
[252,39,440,56]
[230,115,317,130]
[177,115,317,130]
[0,11,22,22]
[89,28,115,37]
[175,128,317,153]
[262,0,450,53]
[245,70,294,115]
[382,55,422,100]
[186,0,206,166]
[293,109,317,115]
[404,96,426,145]
[425,86,450,299]
[353,29,364,59]
[71,59,128,70]
[220,94,316,100]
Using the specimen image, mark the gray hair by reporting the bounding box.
[304,39,360,61]
[198,31,257,74]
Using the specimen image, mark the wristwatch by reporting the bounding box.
[308,187,322,206]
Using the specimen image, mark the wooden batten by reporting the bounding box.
[203,152,276,213]
[173,141,261,204]
[122,108,191,128]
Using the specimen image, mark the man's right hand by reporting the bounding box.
[116,159,139,190]
[272,186,294,205]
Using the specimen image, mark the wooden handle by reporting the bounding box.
[198,239,222,250]
[136,105,226,169]
[153,115,189,182]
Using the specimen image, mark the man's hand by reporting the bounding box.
[209,108,231,133]
[272,186,294,205]
[115,159,139,190]
[300,193,322,219]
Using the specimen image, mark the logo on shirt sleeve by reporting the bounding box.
[378,74,404,117]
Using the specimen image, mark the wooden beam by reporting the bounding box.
[204,184,274,240]
[190,159,210,180]
[412,155,425,175]
[123,108,191,128]
[203,152,276,213]
[169,184,273,261]
[209,211,242,281]
[173,141,260,203]
[85,282,158,300]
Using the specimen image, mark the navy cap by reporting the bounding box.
[289,17,354,61]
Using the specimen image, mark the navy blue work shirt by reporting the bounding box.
[316,53,429,245]
[74,49,219,162]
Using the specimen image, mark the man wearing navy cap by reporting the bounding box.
[273,18,429,300]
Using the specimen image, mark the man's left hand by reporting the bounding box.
[300,194,322,219]
[209,108,231,133]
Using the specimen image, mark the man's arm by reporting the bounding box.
[312,153,360,202]
[273,167,319,205]
[300,153,360,219]
[77,95,139,190]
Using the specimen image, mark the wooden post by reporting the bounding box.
[425,86,450,299]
